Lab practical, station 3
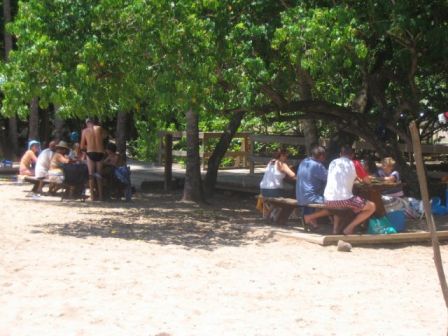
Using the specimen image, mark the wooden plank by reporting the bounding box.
[248,155,300,166]
[274,229,448,246]
[354,141,448,154]
[0,167,19,175]
[250,134,307,145]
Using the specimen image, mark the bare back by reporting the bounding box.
[81,125,105,153]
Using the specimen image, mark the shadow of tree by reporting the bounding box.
[32,191,274,251]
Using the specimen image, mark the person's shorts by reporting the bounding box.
[86,152,105,162]
[48,169,64,183]
[324,196,367,213]
[261,189,285,198]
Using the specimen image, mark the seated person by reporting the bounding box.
[351,152,371,184]
[102,142,130,200]
[103,142,122,167]
[260,149,296,220]
[305,146,376,235]
[260,149,296,198]
[376,157,404,197]
[68,132,84,162]
[34,140,57,193]
[19,140,40,176]
[296,144,329,230]
[48,141,71,184]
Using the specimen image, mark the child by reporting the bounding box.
[377,157,404,197]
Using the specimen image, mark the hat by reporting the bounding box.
[28,140,40,150]
[55,141,70,150]
[70,131,79,142]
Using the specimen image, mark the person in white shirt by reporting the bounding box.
[259,149,296,220]
[305,146,375,234]
[34,140,57,194]
[35,140,57,179]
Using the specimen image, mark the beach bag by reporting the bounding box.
[367,216,397,234]
[382,196,419,219]
[431,197,448,216]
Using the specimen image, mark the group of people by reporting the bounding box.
[19,118,128,201]
[260,144,403,235]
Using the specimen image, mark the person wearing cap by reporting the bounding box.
[19,140,40,176]
[47,141,71,184]
[80,118,107,200]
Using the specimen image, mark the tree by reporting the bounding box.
[2,0,19,159]
[28,97,39,140]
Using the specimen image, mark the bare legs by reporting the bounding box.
[343,201,376,235]
[87,159,103,201]
[303,209,331,228]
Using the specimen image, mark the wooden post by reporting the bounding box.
[164,133,173,191]
[157,132,164,166]
[249,135,255,174]
[409,121,448,310]
[202,132,207,170]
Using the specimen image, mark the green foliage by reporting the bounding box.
[1,0,447,158]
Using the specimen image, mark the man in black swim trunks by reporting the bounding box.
[81,118,106,200]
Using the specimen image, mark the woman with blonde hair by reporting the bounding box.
[377,157,404,197]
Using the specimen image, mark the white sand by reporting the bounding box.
[0,181,447,335]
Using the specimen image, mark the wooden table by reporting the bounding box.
[353,182,402,217]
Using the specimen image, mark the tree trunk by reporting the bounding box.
[297,66,318,155]
[302,120,318,156]
[28,97,39,141]
[7,117,19,159]
[204,110,245,197]
[116,111,127,160]
[4,0,19,159]
[182,108,204,202]
[53,105,65,140]
[40,107,50,145]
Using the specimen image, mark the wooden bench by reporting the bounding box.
[21,175,53,193]
[21,175,85,201]
[261,197,351,230]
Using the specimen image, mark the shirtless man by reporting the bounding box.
[80,118,106,200]
[19,140,40,176]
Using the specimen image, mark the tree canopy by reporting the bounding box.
[1,0,447,193]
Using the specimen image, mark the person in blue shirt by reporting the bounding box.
[296,144,329,231]
[296,144,328,205]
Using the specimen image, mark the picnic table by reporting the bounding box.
[353,181,403,217]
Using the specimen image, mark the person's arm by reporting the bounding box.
[278,161,296,180]
[30,151,38,163]
[383,171,398,183]
[80,130,87,152]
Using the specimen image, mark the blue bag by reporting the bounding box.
[368,216,397,234]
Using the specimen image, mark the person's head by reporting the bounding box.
[106,142,117,155]
[310,144,326,162]
[48,140,57,151]
[381,157,396,174]
[28,140,41,153]
[340,145,354,158]
[55,140,70,154]
[85,118,95,127]
[274,148,289,162]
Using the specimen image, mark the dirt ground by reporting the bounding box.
[1,180,447,336]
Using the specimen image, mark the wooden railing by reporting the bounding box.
[157,131,251,169]
[157,131,448,174]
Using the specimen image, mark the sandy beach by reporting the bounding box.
[1,180,447,336]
